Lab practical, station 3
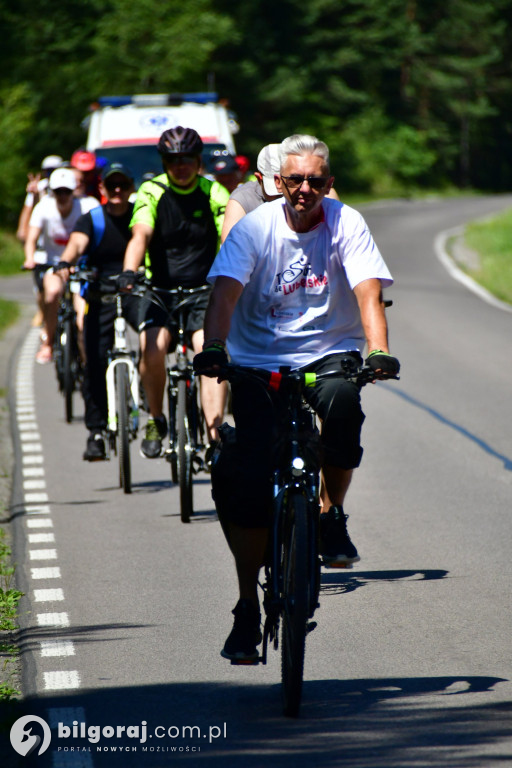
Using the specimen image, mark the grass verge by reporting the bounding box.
[0,528,23,702]
[0,228,23,339]
[0,299,20,339]
[461,208,512,305]
[0,231,24,278]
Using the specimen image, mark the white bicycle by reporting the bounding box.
[105,290,140,494]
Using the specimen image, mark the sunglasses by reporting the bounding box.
[280,175,330,191]
[53,187,73,195]
[105,179,132,192]
[166,154,198,166]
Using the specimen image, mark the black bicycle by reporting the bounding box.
[215,358,397,717]
[53,275,83,423]
[135,282,209,522]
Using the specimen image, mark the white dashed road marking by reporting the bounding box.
[15,329,87,765]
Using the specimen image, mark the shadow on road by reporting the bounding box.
[321,568,449,596]
[2,673,509,768]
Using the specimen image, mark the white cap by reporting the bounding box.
[41,155,63,171]
[48,168,77,191]
[256,144,282,196]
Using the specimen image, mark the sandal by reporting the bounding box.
[36,344,53,364]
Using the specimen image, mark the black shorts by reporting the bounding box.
[211,352,366,529]
[138,287,210,342]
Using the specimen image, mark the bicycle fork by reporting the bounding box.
[106,357,139,436]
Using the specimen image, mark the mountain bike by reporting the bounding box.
[53,274,83,423]
[135,282,209,522]
[214,358,398,717]
[75,269,140,493]
[105,290,140,494]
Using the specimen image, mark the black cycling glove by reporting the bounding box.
[116,270,136,291]
[365,350,400,376]
[54,260,70,272]
[193,343,228,376]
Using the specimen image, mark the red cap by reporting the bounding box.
[71,150,96,171]
[235,155,250,174]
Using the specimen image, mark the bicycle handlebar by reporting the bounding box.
[208,361,399,391]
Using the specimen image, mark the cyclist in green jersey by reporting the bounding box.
[119,126,229,459]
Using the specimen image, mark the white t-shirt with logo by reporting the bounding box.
[29,195,99,266]
[208,197,393,370]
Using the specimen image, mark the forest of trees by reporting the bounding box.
[1,0,512,224]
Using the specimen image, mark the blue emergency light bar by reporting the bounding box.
[96,93,219,108]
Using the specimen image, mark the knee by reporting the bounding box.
[43,276,63,305]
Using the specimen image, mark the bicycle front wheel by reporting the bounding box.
[62,317,75,423]
[177,378,193,523]
[116,365,132,494]
[281,492,309,717]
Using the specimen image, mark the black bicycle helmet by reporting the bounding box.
[157,126,203,156]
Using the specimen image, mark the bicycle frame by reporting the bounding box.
[162,286,207,471]
[53,276,82,422]
[261,375,321,664]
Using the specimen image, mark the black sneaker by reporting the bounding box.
[140,416,167,459]
[221,599,262,662]
[83,432,106,461]
[320,505,360,566]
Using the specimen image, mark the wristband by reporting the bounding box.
[203,339,226,351]
[368,349,387,357]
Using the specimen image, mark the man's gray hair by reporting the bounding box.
[279,134,330,171]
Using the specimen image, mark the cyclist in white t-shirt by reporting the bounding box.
[23,168,99,363]
[194,134,400,662]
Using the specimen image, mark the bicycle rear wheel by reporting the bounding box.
[177,377,193,523]
[281,492,309,717]
[62,317,75,423]
[116,365,131,494]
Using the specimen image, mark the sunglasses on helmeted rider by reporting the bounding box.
[165,154,198,165]
[104,179,132,192]
[280,175,330,191]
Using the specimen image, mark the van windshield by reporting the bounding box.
[96,143,229,189]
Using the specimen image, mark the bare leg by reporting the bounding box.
[73,293,87,364]
[224,522,268,609]
[191,329,227,442]
[319,465,353,513]
[42,271,65,348]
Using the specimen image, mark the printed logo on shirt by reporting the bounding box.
[274,255,328,295]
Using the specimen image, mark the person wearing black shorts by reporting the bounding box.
[194,134,400,661]
[53,163,139,460]
[119,126,229,459]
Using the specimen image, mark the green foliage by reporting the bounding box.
[91,0,235,94]
[0,84,35,224]
[336,108,437,194]
[0,232,24,276]
[1,0,512,227]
